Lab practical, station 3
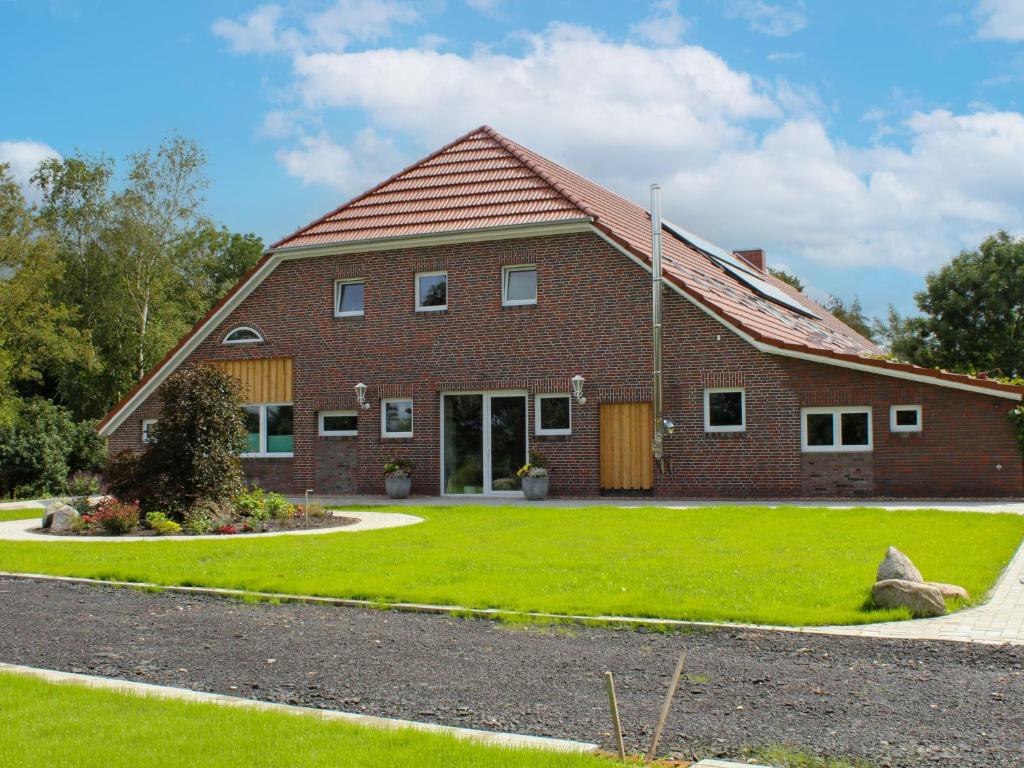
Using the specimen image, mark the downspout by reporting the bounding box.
[650,184,665,472]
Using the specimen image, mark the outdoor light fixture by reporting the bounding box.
[354,382,370,411]
[662,417,675,435]
[571,374,587,405]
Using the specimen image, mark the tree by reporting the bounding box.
[824,295,876,342]
[910,232,1024,377]
[122,366,248,517]
[768,267,804,293]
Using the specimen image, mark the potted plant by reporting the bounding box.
[384,458,414,499]
[517,449,549,501]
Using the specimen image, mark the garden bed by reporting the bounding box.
[36,514,357,537]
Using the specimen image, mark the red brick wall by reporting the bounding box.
[106,231,1023,499]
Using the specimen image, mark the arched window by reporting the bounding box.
[222,326,264,345]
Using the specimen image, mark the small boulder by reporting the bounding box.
[872,578,945,618]
[44,503,80,533]
[876,546,924,583]
[926,582,970,601]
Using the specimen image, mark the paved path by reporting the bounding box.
[1,575,1021,768]
[0,510,422,542]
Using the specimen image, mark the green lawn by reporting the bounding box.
[0,507,42,522]
[0,672,605,768]
[0,505,1021,626]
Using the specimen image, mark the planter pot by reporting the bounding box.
[521,475,549,501]
[385,474,412,499]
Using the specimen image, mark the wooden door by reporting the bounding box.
[599,402,653,490]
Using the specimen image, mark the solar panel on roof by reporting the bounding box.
[661,219,818,319]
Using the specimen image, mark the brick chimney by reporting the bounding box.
[734,249,766,271]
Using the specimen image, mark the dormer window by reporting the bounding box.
[223,326,263,345]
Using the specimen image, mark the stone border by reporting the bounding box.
[0,662,598,754]
[0,510,422,542]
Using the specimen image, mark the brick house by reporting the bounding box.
[97,126,1024,498]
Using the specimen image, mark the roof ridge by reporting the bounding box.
[270,125,496,250]
[479,126,600,221]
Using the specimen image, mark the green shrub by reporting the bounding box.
[145,511,182,536]
[234,487,268,520]
[264,492,293,522]
[182,508,214,535]
[105,450,147,506]
[136,367,247,518]
[297,502,327,520]
[67,471,102,497]
[91,498,140,535]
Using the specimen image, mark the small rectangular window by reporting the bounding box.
[704,388,745,432]
[503,265,537,306]
[242,405,261,455]
[335,279,365,317]
[266,405,294,454]
[890,405,922,433]
[535,394,571,435]
[801,407,872,452]
[382,398,414,437]
[142,419,158,444]
[319,410,358,436]
[415,272,447,311]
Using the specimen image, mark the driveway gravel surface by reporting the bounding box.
[1,576,1021,767]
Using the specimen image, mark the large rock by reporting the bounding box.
[43,502,80,533]
[876,546,924,583]
[872,578,946,617]
[926,582,970,601]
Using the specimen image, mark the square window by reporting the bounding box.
[320,410,358,436]
[801,407,872,452]
[335,279,365,316]
[416,272,447,311]
[142,419,158,444]
[704,388,745,432]
[535,394,571,435]
[890,405,922,433]
[382,399,414,437]
[503,265,537,306]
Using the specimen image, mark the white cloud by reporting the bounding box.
[466,0,503,16]
[724,0,808,37]
[630,0,690,46]
[766,50,803,62]
[0,139,61,203]
[275,127,401,192]
[975,0,1024,41]
[212,0,418,54]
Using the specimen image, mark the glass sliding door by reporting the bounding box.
[442,392,528,494]
[443,394,484,494]
[489,396,526,492]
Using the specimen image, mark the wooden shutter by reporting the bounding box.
[599,402,653,490]
[208,358,292,404]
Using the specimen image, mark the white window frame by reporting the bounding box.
[800,406,873,453]
[222,326,264,345]
[502,264,537,307]
[890,404,922,433]
[241,403,295,458]
[319,410,358,437]
[704,387,746,433]
[142,419,158,444]
[381,398,414,438]
[534,393,572,436]
[415,271,448,312]
[334,278,365,318]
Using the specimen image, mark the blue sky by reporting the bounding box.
[2,0,1023,316]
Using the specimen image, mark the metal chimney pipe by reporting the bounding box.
[650,184,665,466]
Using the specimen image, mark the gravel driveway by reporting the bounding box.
[1,576,1021,767]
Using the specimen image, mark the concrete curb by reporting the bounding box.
[0,662,599,754]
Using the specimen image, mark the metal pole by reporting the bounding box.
[604,671,627,762]
[646,651,686,760]
[650,184,665,466]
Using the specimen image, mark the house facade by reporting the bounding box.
[98,127,1024,498]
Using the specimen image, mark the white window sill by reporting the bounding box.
[536,428,571,436]
[382,432,413,439]
[334,311,365,318]
[415,306,447,313]
[319,431,357,437]
[503,300,537,307]
[240,453,295,459]
[705,425,746,433]
[801,446,872,453]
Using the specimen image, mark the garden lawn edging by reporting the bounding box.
[0,511,422,542]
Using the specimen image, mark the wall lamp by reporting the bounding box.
[354,382,371,411]
[571,374,587,405]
